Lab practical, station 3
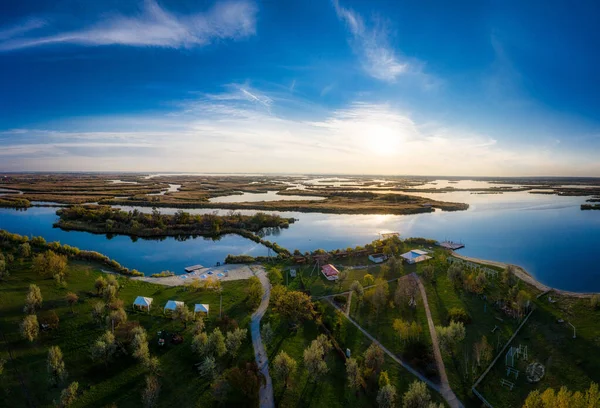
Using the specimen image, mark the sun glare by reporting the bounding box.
[368,126,401,156]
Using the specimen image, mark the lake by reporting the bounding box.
[1,189,599,292]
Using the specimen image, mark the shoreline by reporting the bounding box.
[451,252,598,298]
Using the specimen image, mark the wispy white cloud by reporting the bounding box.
[0,0,257,52]
[3,87,593,175]
[332,0,409,82]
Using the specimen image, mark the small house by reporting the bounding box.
[133,296,153,312]
[368,253,387,264]
[400,249,432,264]
[321,264,340,281]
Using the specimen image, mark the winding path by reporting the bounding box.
[249,266,275,408]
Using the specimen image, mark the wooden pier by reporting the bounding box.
[184,264,204,273]
[439,241,465,250]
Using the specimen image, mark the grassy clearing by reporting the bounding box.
[477,294,600,408]
[263,300,444,408]
[419,256,536,406]
[0,254,255,407]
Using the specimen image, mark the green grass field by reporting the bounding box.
[0,254,255,408]
[477,294,600,408]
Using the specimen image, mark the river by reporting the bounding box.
[0,187,598,292]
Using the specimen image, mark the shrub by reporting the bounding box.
[447,307,471,324]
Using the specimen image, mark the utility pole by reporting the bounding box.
[568,321,576,339]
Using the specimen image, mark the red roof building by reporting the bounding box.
[321,264,340,281]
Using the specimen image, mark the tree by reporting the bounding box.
[130,326,150,364]
[394,279,418,309]
[57,382,79,407]
[207,328,227,358]
[447,263,463,288]
[473,336,493,368]
[0,358,5,376]
[247,276,264,309]
[377,384,397,408]
[192,318,205,335]
[225,328,248,358]
[436,321,466,355]
[516,290,531,317]
[90,330,117,365]
[523,383,600,408]
[272,351,297,389]
[141,375,161,408]
[94,276,107,295]
[19,242,31,258]
[32,250,67,280]
[191,332,209,357]
[346,358,364,392]
[172,304,193,329]
[103,285,117,303]
[421,263,435,282]
[370,279,389,315]
[105,274,120,292]
[47,346,68,386]
[271,286,314,327]
[303,337,329,381]
[0,258,8,280]
[402,380,436,408]
[363,274,375,286]
[198,356,217,379]
[91,301,105,325]
[503,265,517,286]
[350,280,364,305]
[106,308,127,329]
[65,292,79,314]
[388,256,404,276]
[364,343,385,376]
[379,371,390,388]
[24,283,43,314]
[20,314,39,342]
[261,322,274,345]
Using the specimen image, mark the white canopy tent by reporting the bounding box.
[194,304,210,316]
[164,300,184,314]
[133,296,153,312]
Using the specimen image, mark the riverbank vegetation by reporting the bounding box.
[0,197,31,208]
[0,240,261,407]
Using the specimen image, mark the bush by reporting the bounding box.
[447,307,471,324]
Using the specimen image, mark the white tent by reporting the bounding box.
[133,296,153,312]
[194,304,210,316]
[164,300,184,314]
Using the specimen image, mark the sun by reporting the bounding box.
[368,125,401,156]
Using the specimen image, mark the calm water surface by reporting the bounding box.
[1,190,599,291]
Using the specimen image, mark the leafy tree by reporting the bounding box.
[65,292,79,314]
[591,294,600,310]
[19,242,31,258]
[388,256,404,276]
[502,265,517,286]
[303,336,329,381]
[392,319,422,344]
[106,308,127,329]
[378,371,390,387]
[57,382,79,407]
[47,345,68,386]
[272,351,297,389]
[225,328,248,358]
[172,304,193,329]
[91,301,105,325]
[130,326,150,364]
[198,356,217,379]
[191,332,209,357]
[94,276,107,295]
[220,363,263,405]
[271,286,314,326]
[24,283,43,314]
[350,280,364,304]
[364,343,385,374]
[0,258,8,280]
[394,278,418,309]
[103,285,117,303]
[377,384,397,408]
[435,321,466,355]
[20,314,39,342]
[447,263,463,288]
[32,250,67,280]
[261,322,274,345]
[363,274,375,286]
[105,274,120,292]
[346,358,364,392]
[369,279,389,315]
[247,276,264,309]
[523,383,600,408]
[420,263,435,282]
[516,290,531,317]
[90,330,117,365]
[208,328,227,358]
[402,380,441,408]
[192,318,205,335]
[141,375,161,408]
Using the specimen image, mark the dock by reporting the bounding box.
[184,264,204,273]
[440,241,465,250]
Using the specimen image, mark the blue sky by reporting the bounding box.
[1,0,599,175]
